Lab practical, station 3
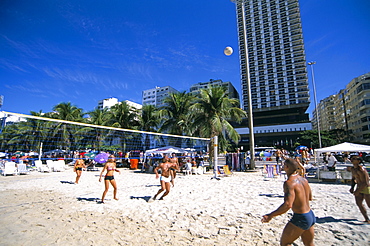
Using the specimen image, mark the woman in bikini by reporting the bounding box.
[99,155,121,203]
[74,155,86,184]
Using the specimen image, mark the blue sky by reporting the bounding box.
[1,0,369,116]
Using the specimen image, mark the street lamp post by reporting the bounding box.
[308,61,322,148]
[231,0,255,169]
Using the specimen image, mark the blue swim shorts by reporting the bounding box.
[289,210,316,230]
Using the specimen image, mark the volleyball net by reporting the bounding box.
[0,111,211,163]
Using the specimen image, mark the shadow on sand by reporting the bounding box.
[145,184,161,187]
[130,196,152,202]
[315,216,362,226]
[259,193,284,198]
[60,181,75,184]
[76,197,100,202]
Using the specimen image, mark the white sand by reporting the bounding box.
[0,168,369,245]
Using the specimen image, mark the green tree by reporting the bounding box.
[109,101,141,152]
[139,104,160,151]
[158,91,195,146]
[84,108,111,151]
[190,86,246,154]
[299,129,347,149]
[50,102,84,151]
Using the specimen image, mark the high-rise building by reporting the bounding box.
[124,100,142,111]
[190,79,240,107]
[142,86,179,108]
[97,97,119,110]
[311,72,370,143]
[312,95,336,131]
[232,0,311,148]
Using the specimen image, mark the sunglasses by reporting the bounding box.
[351,158,361,161]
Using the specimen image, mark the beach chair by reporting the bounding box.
[17,163,30,175]
[58,160,68,170]
[223,165,233,176]
[46,160,55,172]
[2,162,19,176]
[53,160,66,172]
[34,160,50,172]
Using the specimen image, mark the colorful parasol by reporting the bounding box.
[94,153,109,163]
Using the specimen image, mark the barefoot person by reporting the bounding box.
[152,155,179,200]
[262,158,315,246]
[349,155,370,223]
[99,155,121,203]
[74,155,86,184]
[169,153,179,187]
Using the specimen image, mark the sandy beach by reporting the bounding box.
[0,167,369,246]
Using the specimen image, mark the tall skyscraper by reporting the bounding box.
[232,0,311,148]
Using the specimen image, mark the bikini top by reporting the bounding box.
[107,166,115,171]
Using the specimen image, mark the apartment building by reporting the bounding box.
[97,97,119,110]
[232,0,311,148]
[190,79,240,106]
[312,72,370,143]
[312,95,336,131]
[142,86,179,108]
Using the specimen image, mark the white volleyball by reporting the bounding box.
[224,46,233,56]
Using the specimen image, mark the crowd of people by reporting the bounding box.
[2,147,370,245]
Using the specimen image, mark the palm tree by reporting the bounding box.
[84,107,111,150]
[139,104,160,151]
[52,102,84,122]
[109,101,141,152]
[27,110,50,152]
[50,102,84,151]
[190,86,246,153]
[158,91,195,147]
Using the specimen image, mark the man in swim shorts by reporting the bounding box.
[152,154,179,200]
[349,155,370,223]
[262,158,315,246]
[169,153,179,187]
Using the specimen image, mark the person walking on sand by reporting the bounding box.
[152,155,179,201]
[262,158,315,246]
[169,153,179,187]
[74,155,86,184]
[275,149,283,175]
[349,155,370,223]
[99,155,121,203]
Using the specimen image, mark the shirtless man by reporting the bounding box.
[152,155,179,200]
[262,158,315,246]
[275,149,283,175]
[169,153,179,187]
[349,155,370,223]
[275,149,283,165]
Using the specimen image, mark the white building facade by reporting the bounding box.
[142,86,179,108]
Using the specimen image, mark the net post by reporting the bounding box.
[211,135,220,180]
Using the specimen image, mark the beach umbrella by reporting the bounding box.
[295,145,307,150]
[84,152,97,160]
[264,152,272,157]
[94,153,109,163]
